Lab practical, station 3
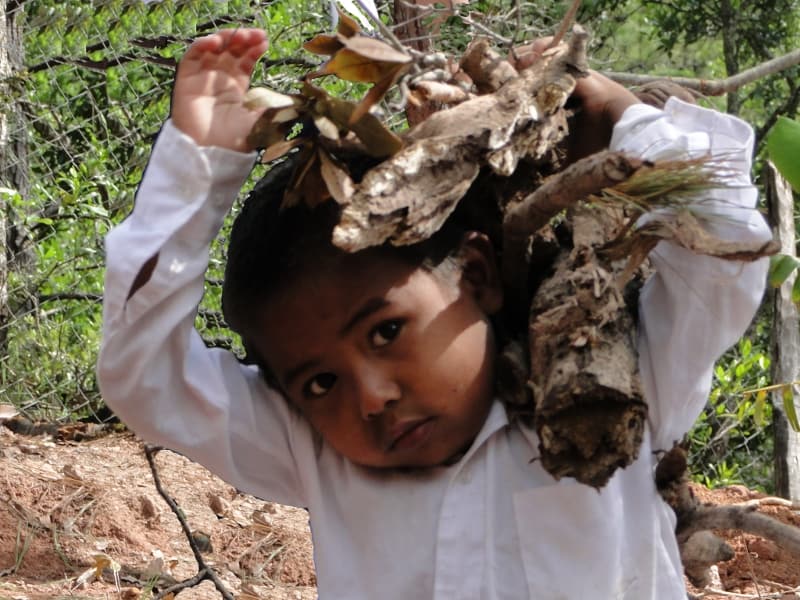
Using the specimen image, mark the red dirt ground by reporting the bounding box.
[0,425,798,599]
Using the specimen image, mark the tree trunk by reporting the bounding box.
[0,0,11,357]
[391,0,438,126]
[719,0,740,115]
[766,162,800,501]
[0,1,27,364]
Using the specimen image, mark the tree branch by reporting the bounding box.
[143,445,234,600]
[39,292,102,304]
[603,49,800,95]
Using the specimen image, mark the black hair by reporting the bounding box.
[221,154,467,354]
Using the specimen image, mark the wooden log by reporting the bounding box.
[528,205,647,488]
[766,162,800,501]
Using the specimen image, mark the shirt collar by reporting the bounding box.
[452,399,510,467]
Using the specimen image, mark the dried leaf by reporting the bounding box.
[411,80,469,104]
[247,108,295,151]
[350,113,403,157]
[262,138,306,163]
[350,64,407,124]
[283,147,330,210]
[317,48,401,83]
[314,115,340,140]
[319,148,355,205]
[307,83,402,157]
[73,566,97,589]
[340,35,411,64]
[336,6,362,37]
[303,34,344,56]
[92,553,120,579]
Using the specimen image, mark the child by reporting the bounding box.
[98,28,772,599]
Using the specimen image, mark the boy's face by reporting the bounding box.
[251,237,502,469]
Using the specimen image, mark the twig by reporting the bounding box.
[143,445,234,600]
[740,496,800,509]
[548,0,582,49]
[461,14,512,45]
[742,538,764,600]
[680,504,800,556]
[603,48,800,95]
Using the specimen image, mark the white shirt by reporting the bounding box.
[98,98,771,599]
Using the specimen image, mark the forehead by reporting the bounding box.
[256,249,421,330]
[251,250,458,353]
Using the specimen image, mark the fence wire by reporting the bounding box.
[0,0,564,422]
[0,0,318,421]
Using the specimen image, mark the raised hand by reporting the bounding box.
[171,28,269,152]
[511,39,639,164]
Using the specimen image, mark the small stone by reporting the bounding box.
[62,464,82,482]
[139,495,158,519]
[748,538,779,561]
[208,493,229,517]
[191,530,213,554]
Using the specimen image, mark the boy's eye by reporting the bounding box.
[370,320,403,348]
[304,373,337,398]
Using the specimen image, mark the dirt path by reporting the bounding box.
[0,425,798,599]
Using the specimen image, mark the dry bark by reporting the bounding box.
[331,28,588,252]
[527,206,648,487]
[322,26,778,489]
[766,163,800,501]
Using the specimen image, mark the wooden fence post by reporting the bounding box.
[767,161,800,500]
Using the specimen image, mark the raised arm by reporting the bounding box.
[97,30,315,506]
[610,98,772,448]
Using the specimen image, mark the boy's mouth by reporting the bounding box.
[386,417,436,452]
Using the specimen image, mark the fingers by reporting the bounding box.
[182,28,268,67]
[633,80,700,108]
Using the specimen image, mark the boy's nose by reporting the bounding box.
[356,369,401,420]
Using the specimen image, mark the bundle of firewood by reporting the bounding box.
[245,14,775,489]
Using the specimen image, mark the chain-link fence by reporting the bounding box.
[0,0,319,420]
[0,0,780,491]
[0,0,578,421]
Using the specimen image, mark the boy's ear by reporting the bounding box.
[457,231,504,314]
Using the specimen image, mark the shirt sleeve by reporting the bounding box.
[97,120,316,506]
[609,98,772,448]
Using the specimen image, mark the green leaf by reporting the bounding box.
[768,253,800,288]
[782,386,800,432]
[792,275,800,305]
[754,389,767,428]
[767,117,800,191]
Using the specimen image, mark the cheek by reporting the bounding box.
[300,395,362,443]
[432,320,495,394]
